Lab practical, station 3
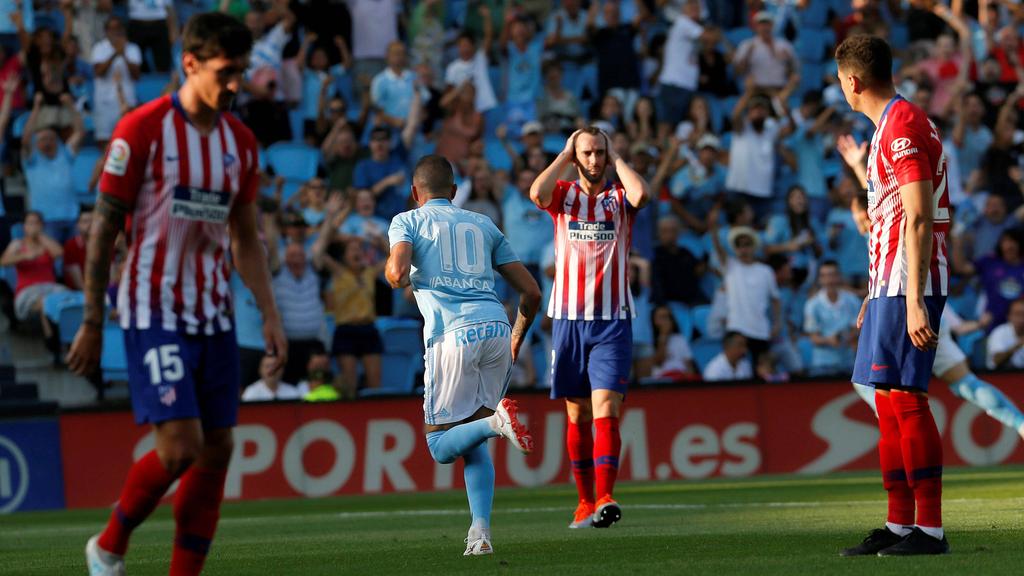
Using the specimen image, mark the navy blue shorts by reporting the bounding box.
[852,295,945,392]
[125,327,241,427]
[550,319,632,399]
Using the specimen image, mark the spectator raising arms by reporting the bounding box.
[0,212,65,348]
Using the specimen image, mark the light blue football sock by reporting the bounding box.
[463,440,494,531]
[948,373,1024,431]
[424,418,498,464]
[852,383,877,416]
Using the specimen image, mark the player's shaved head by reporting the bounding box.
[413,155,455,199]
[835,34,892,88]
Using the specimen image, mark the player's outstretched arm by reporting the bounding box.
[497,261,541,363]
[230,201,288,371]
[530,130,580,209]
[385,241,413,289]
[66,193,128,375]
[900,179,938,352]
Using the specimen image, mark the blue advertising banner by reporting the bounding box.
[0,418,65,513]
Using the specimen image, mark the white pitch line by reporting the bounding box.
[3,498,1022,538]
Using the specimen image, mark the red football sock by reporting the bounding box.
[593,417,621,501]
[170,466,228,576]
[567,420,595,504]
[890,390,943,528]
[876,392,914,526]
[98,450,178,556]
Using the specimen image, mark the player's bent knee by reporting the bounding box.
[157,443,202,476]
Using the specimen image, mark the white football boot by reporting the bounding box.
[494,398,534,454]
[86,535,125,576]
[464,527,494,556]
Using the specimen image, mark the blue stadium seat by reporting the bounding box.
[101,322,129,382]
[668,302,693,341]
[797,336,814,369]
[266,142,320,182]
[358,318,423,396]
[795,28,835,63]
[57,304,84,346]
[73,146,103,204]
[483,138,513,172]
[798,61,825,96]
[800,0,830,27]
[691,304,712,338]
[10,223,23,239]
[949,284,979,320]
[677,233,706,259]
[12,111,29,138]
[135,74,168,104]
[289,107,305,143]
[725,27,754,47]
[542,134,565,155]
[43,290,84,325]
[691,338,722,372]
[699,274,720,302]
[957,330,985,369]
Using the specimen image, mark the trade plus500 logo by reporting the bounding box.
[0,435,29,513]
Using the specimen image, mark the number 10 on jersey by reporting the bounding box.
[436,221,485,275]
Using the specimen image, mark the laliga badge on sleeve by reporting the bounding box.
[104,138,131,176]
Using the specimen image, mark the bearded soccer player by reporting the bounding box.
[835,35,950,556]
[67,13,287,575]
[530,127,650,529]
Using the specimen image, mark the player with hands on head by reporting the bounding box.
[386,155,541,556]
[530,126,650,529]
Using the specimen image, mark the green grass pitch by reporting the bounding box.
[3,466,1023,575]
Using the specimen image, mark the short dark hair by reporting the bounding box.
[820,259,840,270]
[182,12,253,62]
[723,331,746,347]
[571,126,608,152]
[835,34,893,87]
[413,155,455,198]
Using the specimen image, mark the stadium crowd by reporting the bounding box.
[0,0,1023,400]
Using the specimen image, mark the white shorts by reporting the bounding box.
[932,331,966,377]
[423,321,512,426]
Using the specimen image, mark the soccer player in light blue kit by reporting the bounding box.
[386,155,542,556]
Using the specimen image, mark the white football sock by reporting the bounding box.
[885,522,912,537]
[918,525,944,540]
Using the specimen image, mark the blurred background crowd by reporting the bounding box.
[1,0,1023,404]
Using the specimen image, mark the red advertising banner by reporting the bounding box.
[60,377,1024,509]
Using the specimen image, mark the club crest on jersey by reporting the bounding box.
[567,220,616,241]
[171,185,231,223]
[601,195,618,213]
[104,138,131,176]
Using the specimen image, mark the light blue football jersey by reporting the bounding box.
[389,198,520,344]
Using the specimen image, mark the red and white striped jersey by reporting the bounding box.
[545,180,637,320]
[865,96,950,300]
[100,94,259,334]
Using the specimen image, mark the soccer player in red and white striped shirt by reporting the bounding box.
[530,127,651,529]
[834,34,949,557]
[67,13,287,575]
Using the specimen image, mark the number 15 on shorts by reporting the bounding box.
[142,344,184,385]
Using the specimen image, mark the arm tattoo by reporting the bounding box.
[83,194,129,325]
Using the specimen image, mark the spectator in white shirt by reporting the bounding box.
[733,11,799,93]
[242,355,306,402]
[703,332,753,382]
[656,0,719,141]
[126,0,177,73]
[987,298,1024,370]
[347,0,400,90]
[708,207,781,369]
[91,17,141,144]
[725,87,794,215]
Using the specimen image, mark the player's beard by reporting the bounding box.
[579,163,606,184]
